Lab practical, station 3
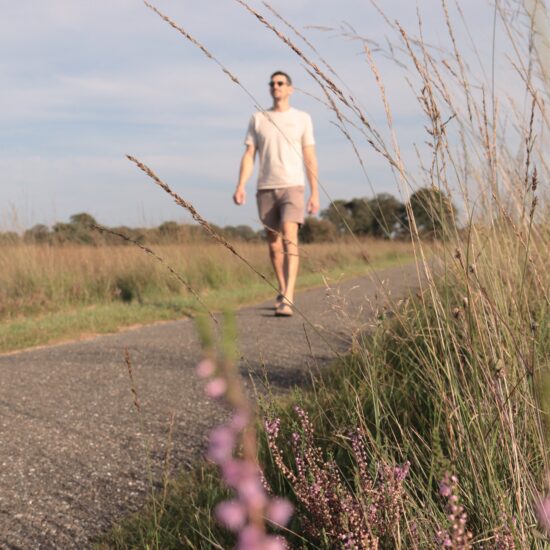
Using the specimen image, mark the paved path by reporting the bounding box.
[0,263,422,549]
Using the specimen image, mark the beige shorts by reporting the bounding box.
[256,186,305,231]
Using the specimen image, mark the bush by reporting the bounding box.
[299,217,338,243]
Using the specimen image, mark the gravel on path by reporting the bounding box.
[0,263,422,549]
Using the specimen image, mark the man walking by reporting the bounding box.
[233,71,319,317]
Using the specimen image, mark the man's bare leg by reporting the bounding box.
[282,221,299,306]
[267,229,286,299]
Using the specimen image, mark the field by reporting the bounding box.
[0,239,413,353]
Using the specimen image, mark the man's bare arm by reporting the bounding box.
[233,144,256,205]
[303,145,319,215]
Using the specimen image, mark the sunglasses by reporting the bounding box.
[269,80,287,88]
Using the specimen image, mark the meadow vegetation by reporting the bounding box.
[100,0,550,548]
[0,184,441,353]
[105,225,549,549]
[0,238,413,353]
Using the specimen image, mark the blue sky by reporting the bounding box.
[0,1,517,230]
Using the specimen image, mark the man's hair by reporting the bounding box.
[270,71,292,85]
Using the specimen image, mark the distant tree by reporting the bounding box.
[48,213,100,244]
[235,225,257,241]
[299,217,338,243]
[322,198,385,236]
[403,187,457,238]
[156,221,182,243]
[52,222,75,244]
[70,212,97,227]
[158,221,179,235]
[367,193,405,238]
[223,225,257,241]
[321,194,408,239]
[320,200,352,235]
[24,224,50,243]
[0,231,21,245]
[344,198,375,235]
[109,225,146,244]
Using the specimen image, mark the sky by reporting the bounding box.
[0,0,528,230]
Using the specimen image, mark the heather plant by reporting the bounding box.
[264,408,410,549]
[195,314,293,550]
[436,474,473,549]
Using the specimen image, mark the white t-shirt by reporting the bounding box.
[244,107,315,190]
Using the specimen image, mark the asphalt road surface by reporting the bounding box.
[0,263,423,549]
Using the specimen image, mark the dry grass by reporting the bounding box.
[0,239,413,321]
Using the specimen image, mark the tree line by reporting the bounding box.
[0,187,455,246]
[0,213,265,246]
[301,186,456,243]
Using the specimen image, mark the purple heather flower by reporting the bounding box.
[222,459,258,488]
[238,476,268,509]
[238,528,287,550]
[207,426,235,463]
[215,499,247,531]
[439,481,452,497]
[536,495,550,534]
[231,411,251,431]
[266,498,294,526]
[393,461,410,482]
[262,536,287,550]
[221,458,245,487]
[237,525,263,549]
[196,358,215,378]
[196,355,292,548]
[205,377,227,398]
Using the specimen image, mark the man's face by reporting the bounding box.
[269,75,292,100]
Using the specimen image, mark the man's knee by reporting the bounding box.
[282,223,299,249]
[268,237,283,256]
